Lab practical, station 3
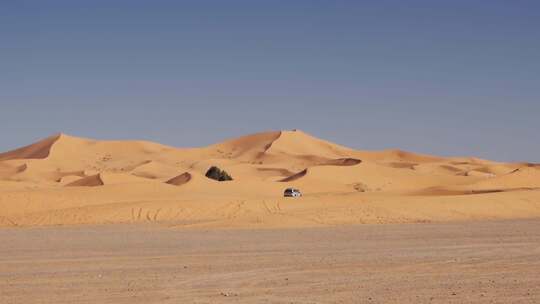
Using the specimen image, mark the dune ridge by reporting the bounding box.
[0,134,61,161]
[279,169,308,182]
[66,174,104,187]
[0,129,539,228]
[165,172,192,186]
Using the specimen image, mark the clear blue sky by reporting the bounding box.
[1,0,539,162]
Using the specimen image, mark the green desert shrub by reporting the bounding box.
[205,166,233,181]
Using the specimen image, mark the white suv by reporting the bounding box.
[284,188,302,197]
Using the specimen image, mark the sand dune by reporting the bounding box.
[131,160,181,180]
[0,134,60,161]
[320,157,362,166]
[165,172,192,186]
[468,167,540,189]
[210,131,282,160]
[279,168,308,182]
[0,129,539,228]
[66,172,157,187]
[58,175,86,185]
[256,167,296,177]
[66,174,104,187]
[266,130,353,158]
[356,148,443,163]
[0,163,27,178]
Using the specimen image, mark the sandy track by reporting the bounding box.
[1,220,539,303]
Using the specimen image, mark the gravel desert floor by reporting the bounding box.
[1,220,539,304]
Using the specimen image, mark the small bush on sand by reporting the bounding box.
[205,166,233,181]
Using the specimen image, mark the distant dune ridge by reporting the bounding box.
[0,129,539,228]
[0,134,60,161]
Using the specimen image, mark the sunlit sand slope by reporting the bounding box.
[0,130,539,228]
